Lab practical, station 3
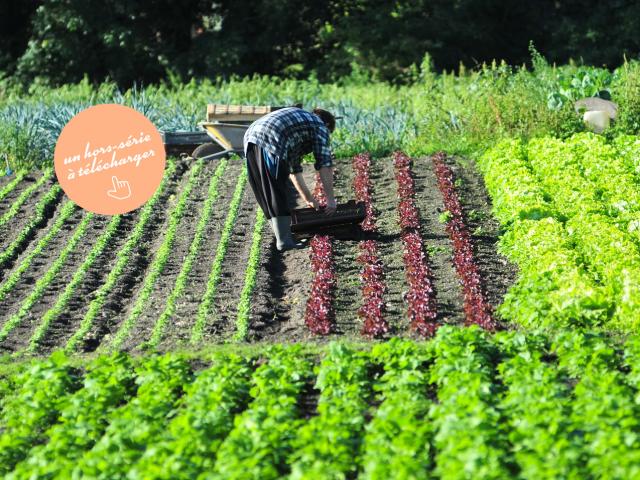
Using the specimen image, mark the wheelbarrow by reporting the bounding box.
[160,104,279,159]
[195,104,276,160]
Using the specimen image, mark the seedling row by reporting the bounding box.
[0,151,509,353]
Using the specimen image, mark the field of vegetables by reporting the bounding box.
[0,145,515,354]
[3,327,640,479]
[3,62,640,476]
[480,133,640,333]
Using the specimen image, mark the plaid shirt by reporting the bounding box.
[244,107,334,176]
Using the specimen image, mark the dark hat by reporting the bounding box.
[312,108,337,132]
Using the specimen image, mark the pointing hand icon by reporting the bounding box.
[107,176,131,200]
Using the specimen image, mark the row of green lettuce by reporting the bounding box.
[1,326,640,479]
[479,132,640,333]
[3,54,640,171]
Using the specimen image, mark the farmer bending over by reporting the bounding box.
[244,107,337,251]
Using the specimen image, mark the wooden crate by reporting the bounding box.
[206,104,273,122]
[290,200,366,233]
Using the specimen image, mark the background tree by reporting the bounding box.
[2,0,639,87]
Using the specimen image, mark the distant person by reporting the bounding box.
[243,107,337,251]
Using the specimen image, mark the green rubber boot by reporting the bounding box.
[271,216,304,251]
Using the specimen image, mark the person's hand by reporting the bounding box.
[306,197,320,210]
[325,197,337,214]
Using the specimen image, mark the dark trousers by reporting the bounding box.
[246,143,291,219]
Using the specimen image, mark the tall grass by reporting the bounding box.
[2,53,640,170]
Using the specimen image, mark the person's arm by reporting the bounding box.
[312,125,337,213]
[318,166,336,213]
[290,172,318,209]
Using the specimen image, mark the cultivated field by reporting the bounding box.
[4,102,640,477]
[0,149,513,355]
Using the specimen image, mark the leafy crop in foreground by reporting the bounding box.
[496,332,578,479]
[72,355,191,479]
[554,332,640,478]
[212,346,313,479]
[3,333,640,477]
[361,339,434,479]
[129,354,253,479]
[288,343,372,479]
[0,353,80,475]
[8,353,136,479]
[430,326,513,479]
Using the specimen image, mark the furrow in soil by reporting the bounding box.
[161,160,244,347]
[412,156,466,325]
[248,168,317,343]
[373,157,411,334]
[73,159,190,352]
[0,174,59,253]
[0,215,109,353]
[446,156,517,311]
[0,196,72,284]
[35,210,141,355]
[119,161,217,351]
[199,184,258,342]
[0,205,86,328]
[330,158,362,338]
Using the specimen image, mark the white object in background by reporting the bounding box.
[3,153,11,176]
[575,98,618,120]
[583,110,610,134]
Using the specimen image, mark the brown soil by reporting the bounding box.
[35,210,141,355]
[0,173,61,260]
[248,154,514,343]
[371,157,410,335]
[62,159,190,353]
[160,160,245,347]
[328,160,364,338]
[0,153,517,354]
[412,156,466,325]
[446,156,518,313]
[195,182,258,342]
[118,160,227,352]
[0,200,86,328]
[248,168,317,343]
[0,213,108,353]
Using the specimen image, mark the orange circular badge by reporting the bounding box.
[54,104,166,215]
